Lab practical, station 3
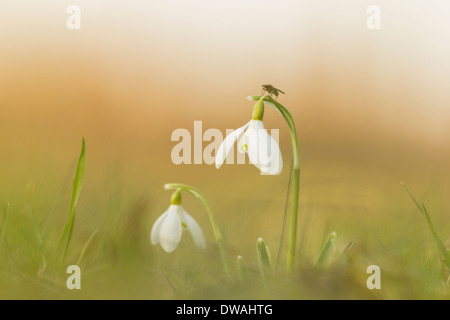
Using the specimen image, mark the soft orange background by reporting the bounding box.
[0,0,449,249]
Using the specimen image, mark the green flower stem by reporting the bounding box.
[247,95,301,272]
[164,183,231,278]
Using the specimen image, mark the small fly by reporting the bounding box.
[261,84,285,99]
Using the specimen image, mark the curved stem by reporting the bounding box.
[248,95,301,272]
[164,183,231,278]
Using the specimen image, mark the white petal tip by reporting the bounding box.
[160,240,179,252]
[161,246,176,253]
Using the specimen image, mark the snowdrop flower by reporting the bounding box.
[215,100,283,175]
[151,190,206,253]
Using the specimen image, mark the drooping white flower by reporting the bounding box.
[151,204,206,253]
[215,118,283,175]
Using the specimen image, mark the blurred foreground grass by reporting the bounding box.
[0,137,449,300]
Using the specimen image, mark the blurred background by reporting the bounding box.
[0,0,449,299]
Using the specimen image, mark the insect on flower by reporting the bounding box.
[261,84,285,99]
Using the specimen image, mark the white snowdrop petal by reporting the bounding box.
[215,121,251,168]
[159,205,182,253]
[150,208,170,245]
[257,128,283,175]
[245,125,261,166]
[179,207,206,249]
[244,120,283,175]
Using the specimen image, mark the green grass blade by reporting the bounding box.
[53,138,86,266]
[28,206,48,269]
[422,204,450,269]
[236,255,249,282]
[76,229,99,266]
[401,182,450,269]
[256,238,272,281]
[0,203,10,256]
[42,159,77,241]
[163,266,186,295]
[68,138,86,220]
[316,231,337,268]
[400,182,423,214]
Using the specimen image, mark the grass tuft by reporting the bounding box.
[50,138,86,271]
[401,182,450,270]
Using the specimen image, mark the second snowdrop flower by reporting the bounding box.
[151,190,206,253]
[215,100,283,175]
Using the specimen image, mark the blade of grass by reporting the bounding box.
[422,204,450,269]
[76,229,99,266]
[28,206,48,270]
[0,203,10,256]
[163,266,186,295]
[256,238,272,282]
[401,182,450,269]
[52,138,86,268]
[236,255,249,282]
[316,231,337,268]
[42,159,77,241]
